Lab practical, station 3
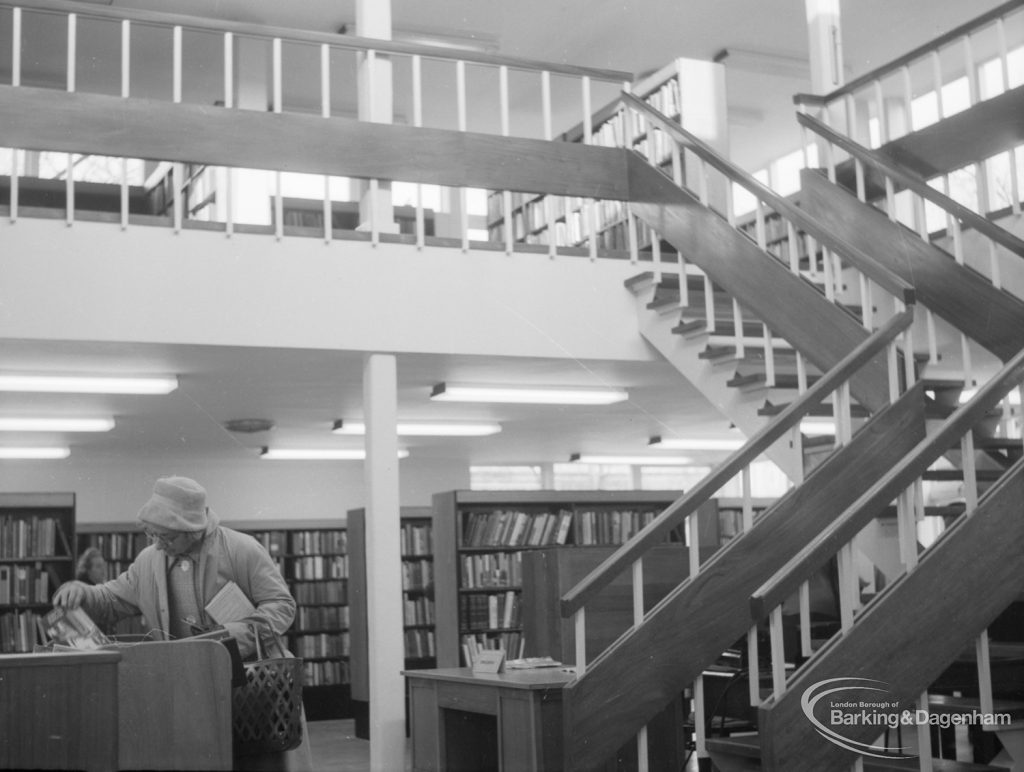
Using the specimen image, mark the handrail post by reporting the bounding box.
[574,607,587,675]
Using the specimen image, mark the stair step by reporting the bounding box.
[727,372,769,389]
[929,694,1024,718]
[923,469,1005,482]
[699,344,739,362]
[706,733,1007,771]
[672,318,708,336]
[758,400,870,418]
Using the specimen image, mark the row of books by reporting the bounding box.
[296,604,350,630]
[294,631,350,658]
[402,560,433,591]
[403,596,435,626]
[80,532,146,562]
[292,555,348,580]
[291,579,347,604]
[0,609,42,653]
[573,509,662,545]
[459,590,521,632]
[405,629,436,660]
[290,530,347,556]
[461,631,525,666]
[302,659,350,686]
[460,551,523,589]
[462,509,573,548]
[401,523,432,556]
[0,516,69,559]
[0,564,57,605]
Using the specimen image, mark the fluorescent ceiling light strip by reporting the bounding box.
[0,447,70,459]
[0,374,178,394]
[431,383,628,405]
[261,448,409,461]
[649,436,745,451]
[570,453,693,466]
[0,417,115,432]
[332,420,502,436]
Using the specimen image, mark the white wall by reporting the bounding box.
[2,453,470,526]
[0,217,657,363]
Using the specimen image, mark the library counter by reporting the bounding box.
[404,667,575,772]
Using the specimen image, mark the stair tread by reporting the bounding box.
[923,469,1005,481]
[758,400,870,418]
[706,733,1006,770]
[929,693,1024,716]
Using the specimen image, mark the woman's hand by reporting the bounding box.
[52,580,90,608]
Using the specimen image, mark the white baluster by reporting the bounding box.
[10,7,20,223]
[960,432,979,513]
[172,25,183,234]
[457,60,468,252]
[799,581,812,658]
[224,32,234,238]
[66,14,76,227]
[764,325,776,388]
[542,71,556,259]
[748,625,761,707]
[769,606,786,697]
[273,38,283,241]
[582,76,596,261]
[321,44,332,245]
[412,54,424,250]
[120,20,131,230]
[574,608,587,675]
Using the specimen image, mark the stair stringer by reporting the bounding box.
[625,154,892,414]
[802,168,1024,363]
[628,273,802,479]
[759,457,1024,772]
[560,386,927,772]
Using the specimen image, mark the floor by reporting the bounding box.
[302,719,705,772]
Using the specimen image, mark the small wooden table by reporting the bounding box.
[405,667,574,772]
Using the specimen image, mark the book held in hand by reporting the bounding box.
[44,606,111,650]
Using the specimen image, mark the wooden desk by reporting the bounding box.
[405,667,574,772]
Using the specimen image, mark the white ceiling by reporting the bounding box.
[1,0,1005,470]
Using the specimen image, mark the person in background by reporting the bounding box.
[76,546,108,585]
[53,476,295,659]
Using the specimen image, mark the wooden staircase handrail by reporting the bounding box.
[620,91,916,305]
[751,343,1024,620]
[797,111,1024,258]
[5,0,632,83]
[792,0,1024,106]
[559,307,915,619]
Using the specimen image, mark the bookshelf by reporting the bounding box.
[485,58,687,253]
[0,493,75,653]
[348,506,436,739]
[76,522,149,637]
[432,490,712,668]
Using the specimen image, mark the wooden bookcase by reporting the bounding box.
[78,517,353,720]
[434,490,719,668]
[348,506,435,739]
[0,493,76,653]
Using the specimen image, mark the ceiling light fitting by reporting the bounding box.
[260,447,409,461]
[431,383,628,405]
[332,419,501,436]
[0,374,178,395]
[0,446,70,459]
[570,453,693,466]
[649,436,745,451]
[0,417,115,432]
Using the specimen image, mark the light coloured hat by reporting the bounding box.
[137,476,209,532]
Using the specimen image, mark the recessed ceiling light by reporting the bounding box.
[0,374,178,395]
[260,447,410,461]
[0,417,115,432]
[0,447,70,459]
[332,419,502,436]
[649,436,745,451]
[800,420,836,436]
[569,453,693,465]
[431,383,628,405]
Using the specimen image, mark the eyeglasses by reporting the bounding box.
[144,529,182,544]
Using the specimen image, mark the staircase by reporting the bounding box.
[557,6,1024,771]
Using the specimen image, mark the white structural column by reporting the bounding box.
[805,0,844,94]
[363,353,404,772]
[676,59,729,214]
[356,0,398,233]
